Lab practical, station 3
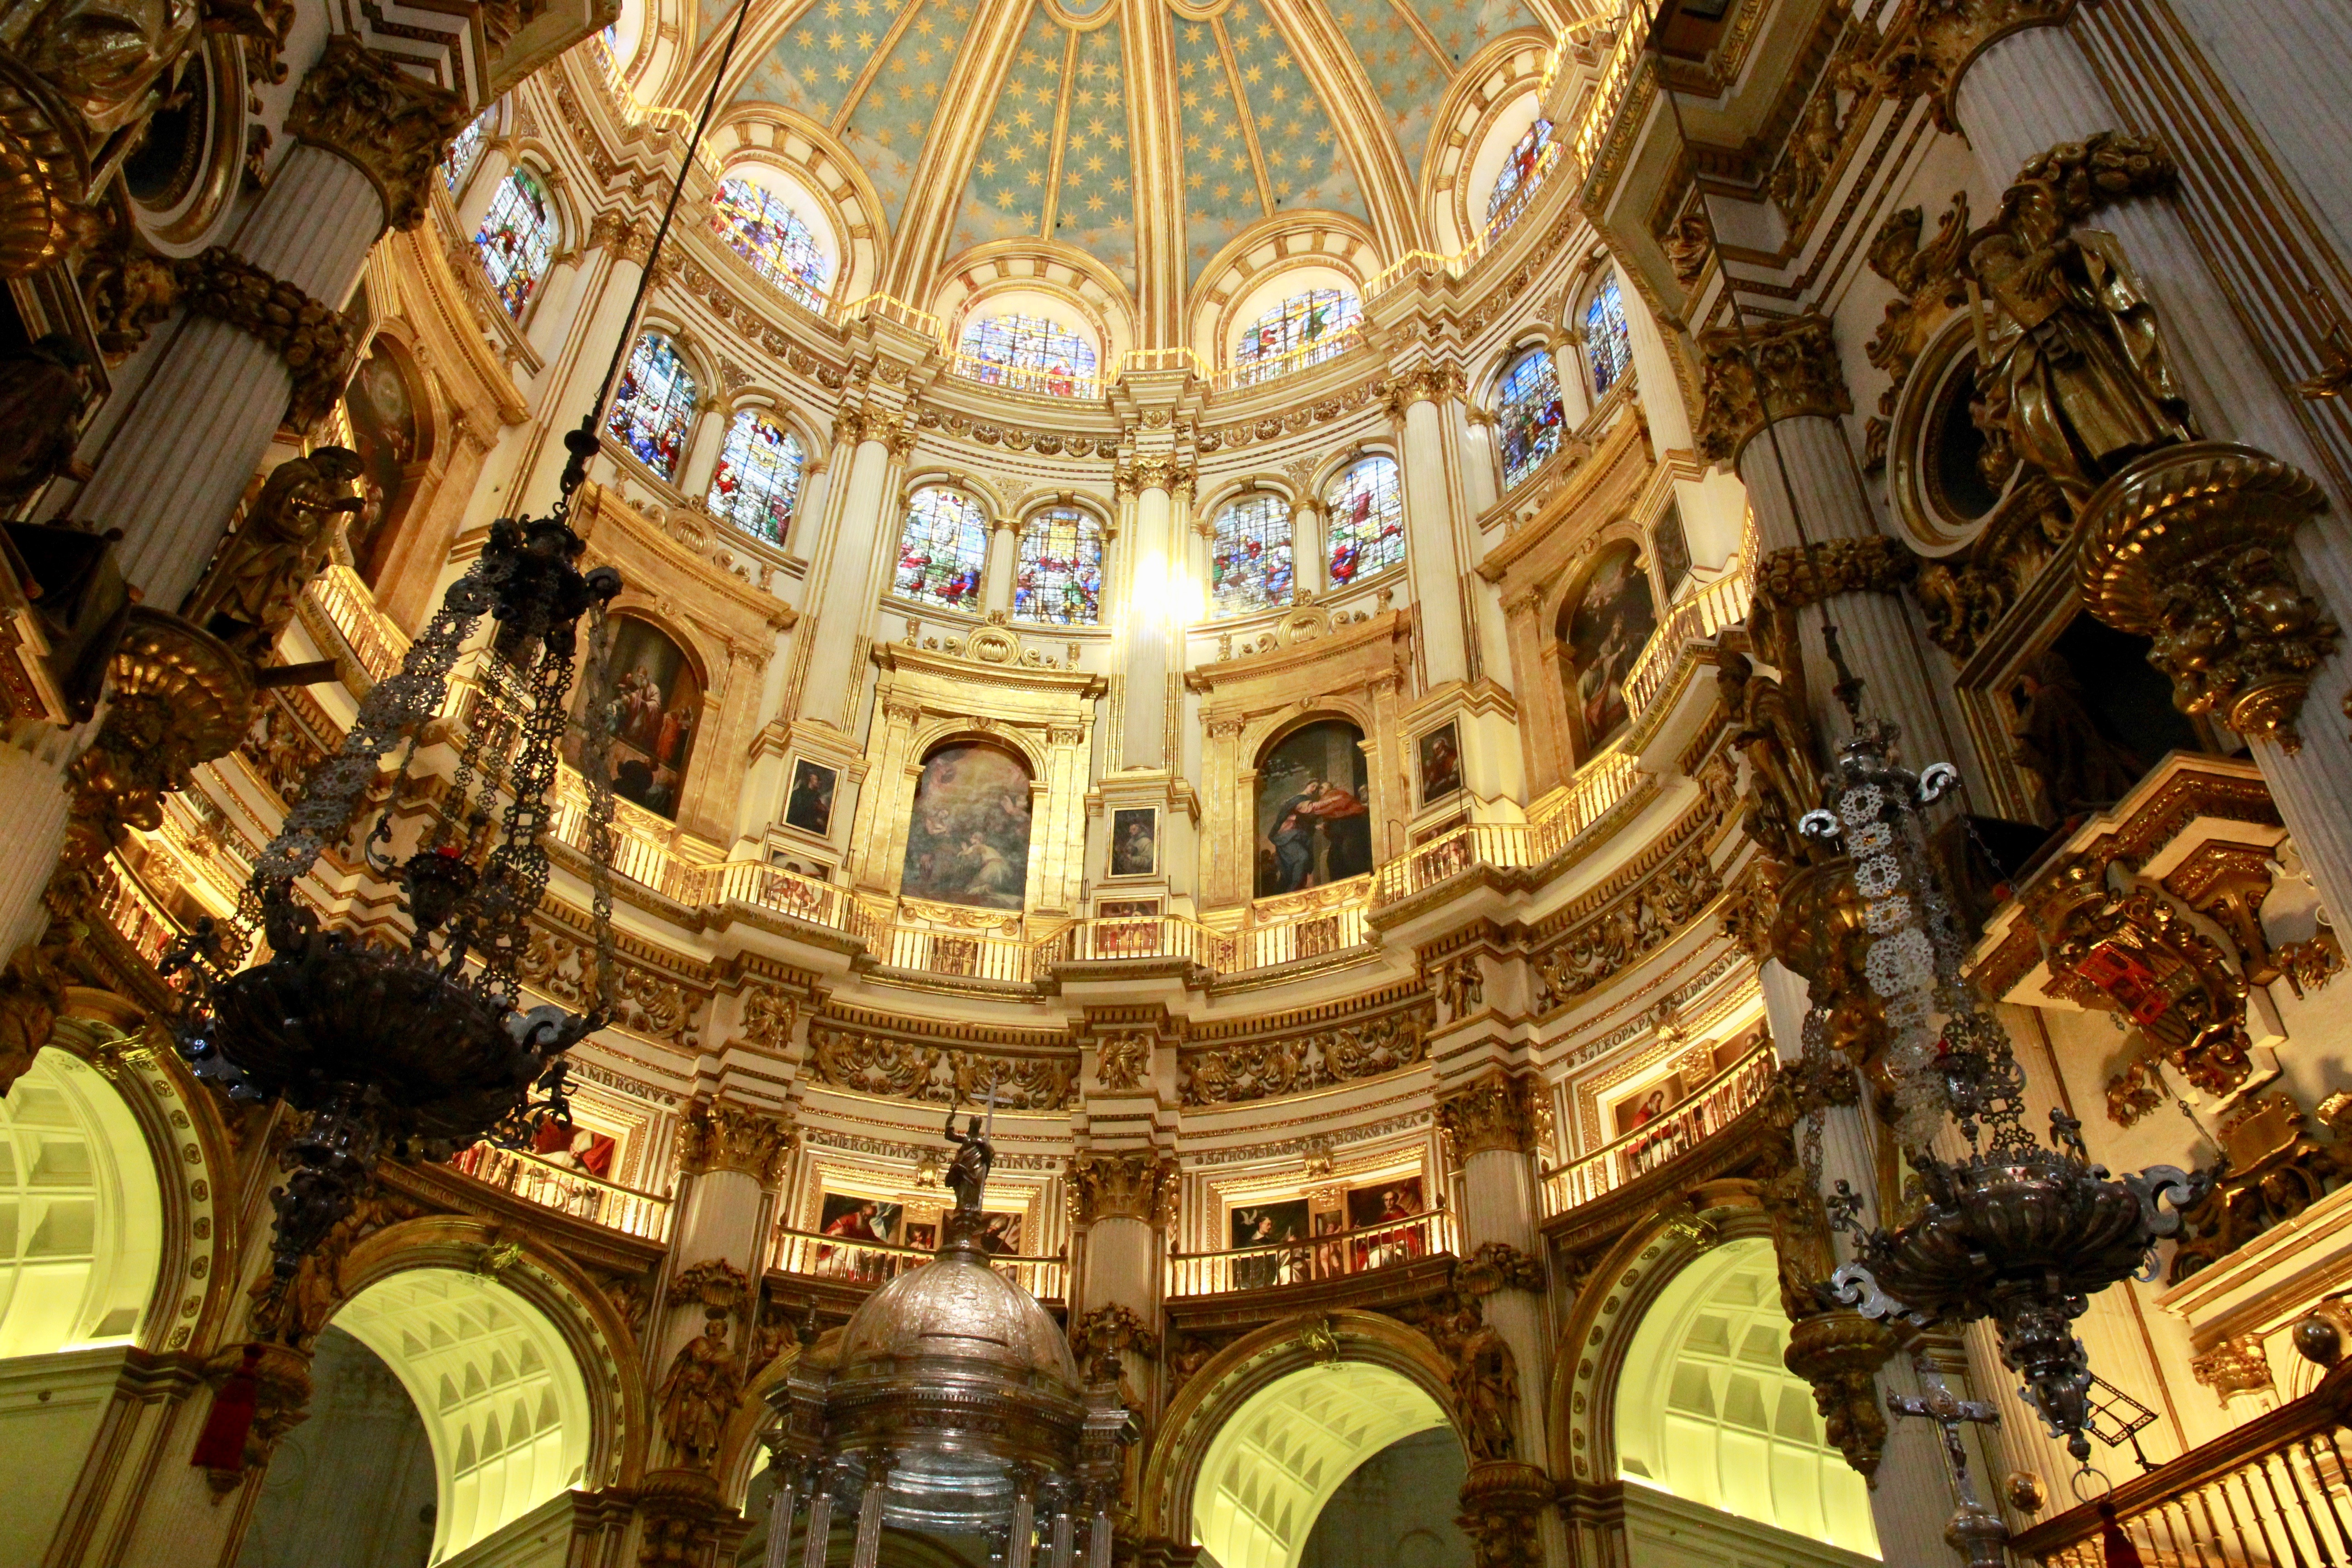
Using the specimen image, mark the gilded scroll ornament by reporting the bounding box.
[171,246,362,426]
[2078,443,2337,750]
[810,1022,1077,1110]
[1455,1460,1550,1568]
[1531,837,1721,1009]
[284,35,469,233]
[2170,1092,2352,1282]
[1178,1003,1429,1106]
[1862,192,1972,442]
[1969,134,2190,504]
[1094,1030,1148,1091]
[1695,313,1851,464]
[64,608,253,872]
[1907,479,2075,659]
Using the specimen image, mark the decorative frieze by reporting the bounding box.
[1066,1150,1178,1227]
[808,1022,1078,1110]
[520,927,703,1050]
[1178,1000,1432,1107]
[1530,836,1722,1010]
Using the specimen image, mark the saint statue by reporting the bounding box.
[943,1103,995,1215]
[656,1312,744,1469]
[1452,1320,1520,1463]
[1968,173,2195,504]
[184,447,365,657]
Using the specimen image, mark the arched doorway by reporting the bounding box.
[1192,1361,1458,1568]
[238,1267,596,1565]
[1614,1238,1878,1562]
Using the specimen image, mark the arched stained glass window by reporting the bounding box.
[1586,273,1634,397]
[1324,456,1405,587]
[957,314,1099,397]
[475,168,555,318]
[1231,289,1361,385]
[895,487,989,612]
[711,177,830,310]
[605,333,696,481]
[1487,118,1554,225]
[1209,494,1294,618]
[706,409,805,544]
[1497,348,1566,490]
[1014,508,1103,625]
[444,106,493,194]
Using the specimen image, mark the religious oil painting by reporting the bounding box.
[1253,720,1372,898]
[1345,1177,1427,1269]
[340,341,418,580]
[1109,807,1157,877]
[567,615,702,820]
[900,741,1034,910]
[817,1191,903,1246]
[1230,1199,1310,1289]
[784,757,838,838]
[1417,720,1463,807]
[976,1211,1023,1254]
[1563,541,1658,753]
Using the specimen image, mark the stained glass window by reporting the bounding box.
[894,487,989,612]
[1231,289,1361,385]
[475,168,554,318]
[957,314,1099,398]
[1014,508,1103,625]
[1498,348,1566,490]
[1209,494,1294,617]
[706,409,804,544]
[444,106,493,194]
[1585,272,1635,397]
[1324,457,1405,587]
[711,177,830,310]
[1487,118,1555,225]
[605,333,696,481]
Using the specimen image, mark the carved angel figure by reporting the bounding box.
[656,1314,743,1468]
[1453,1321,1521,1463]
[1969,175,2195,503]
[184,446,365,657]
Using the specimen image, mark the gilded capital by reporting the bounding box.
[1435,1071,1536,1162]
[1066,1149,1179,1228]
[1695,313,1852,465]
[675,1098,796,1183]
[1877,0,2074,131]
[2079,442,2338,751]
[1114,455,1194,498]
[1385,362,1466,421]
[285,36,470,233]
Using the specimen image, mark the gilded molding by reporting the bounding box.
[674,1098,795,1183]
[1178,1000,1431,1107]
[1065,1149,1178,1228]
[1384,362,1466,420]
[2078,443,2338,751]
[1695,313,1852,464]
[1113,455,1196,499]
[1529,836,1721,1010]
[1874,0,2073,131]
[1435,1072,1535,1162]
[809,1021,1078,1110]
[86,246,363,426]
[284,35,470,233]
[1455,1460,1549,1568]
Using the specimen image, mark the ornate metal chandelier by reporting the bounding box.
[167,446,625,1282]
[1788,685,2209,1463]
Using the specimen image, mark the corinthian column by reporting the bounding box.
[1113,457,1188,771]
[74,37,467,608]
[1067,1148,1177,1396]
[660,1098,794,1379]
[1433,1070,1549,1466]
[1390,362,1478,688]
[791,400,913,736]
[1696,315,1979,781]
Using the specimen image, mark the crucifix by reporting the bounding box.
[1887,1369,2009,1568]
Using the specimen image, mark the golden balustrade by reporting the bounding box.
[1618,568,1752,720]
[1540,1044,1775,1218]
[946,351,1102,401]
[450,1143,675,1242]
[1167,1204,1455,1297]
[1207,327,1367,393]
[773,1225,1067,1302]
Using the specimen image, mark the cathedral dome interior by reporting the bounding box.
[7,0,2352,1566]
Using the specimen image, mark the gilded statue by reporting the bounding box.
[657,1312,745,1468]
[5,0,202,134]
[1715,650,1824,876]
[1452,1321,1520,1463]
[184,447,365,657]
[1968,140,2195,504]
[0,336,98,512]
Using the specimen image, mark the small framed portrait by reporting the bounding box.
[1417,720,1464,807]
[784,758,839,837]
[1109,807,1158,877]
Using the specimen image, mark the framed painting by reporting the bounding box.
[784,757,838,837]
[1109,807,1158,876]
[1416,720,1463,807]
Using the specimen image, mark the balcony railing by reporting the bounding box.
[947,351,1102,402]
[1618,568,1751,721]
[1237,882,1374,970]
[305,563,410,684]
[1168,1205,1456,1297]
[1210,327,1365,393]
[858,916,1040,984]
[1372,752,1645,908]
[2012,1357,2352,1565]
[451,1144,674,1242]
[1568,3,1651,185]
[1044,916,1235,969]
[773,1226,1067,1301]
[1541,1044,1776,1218]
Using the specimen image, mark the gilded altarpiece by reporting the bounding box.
[571,483,797,845]
[1480,418,1655,797]
[848,631,1106,920]
[1187,608,1415,912]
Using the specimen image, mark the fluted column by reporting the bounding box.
[1698,315,1980,780]
[1068,1148,1176,1398]
[1948,22,2352,926]
[74,39,463,608]
[1392,364,1475,687]
[1114,461,1185,769]
[1292,500,1325,599]
[657,1098,792,1416]
[1433,1071,1550,1467]
[984,514,1020,615]
[793,406,911,735]
[455,140,514,235]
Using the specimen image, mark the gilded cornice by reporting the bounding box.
[1185,607,1413,701]
[1695,312,1852,464]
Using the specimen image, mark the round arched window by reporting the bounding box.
[1209,494,1294,617]
[1232,288,1361,384]
[957,314,1099,397]
[1014,508,1104,625]
[1323,456,1405,587]
[443,104,494,194]
[711,176,831,310]
[1496,349,1565,489]
[1487,118,1554,226]
[604,333,697,481]
[707,409,805,544]
[475,167,555,317]
[895,488,990,612]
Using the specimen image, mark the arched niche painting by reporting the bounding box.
[1254,719,1372,898]
[566,614,702,819]
[900,740,1033,910]
[1560,541,1657,755]
[340,341,420,583]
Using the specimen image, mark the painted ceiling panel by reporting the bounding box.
[842,0,970,228]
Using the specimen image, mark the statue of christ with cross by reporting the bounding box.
[943,1077,999,1219]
